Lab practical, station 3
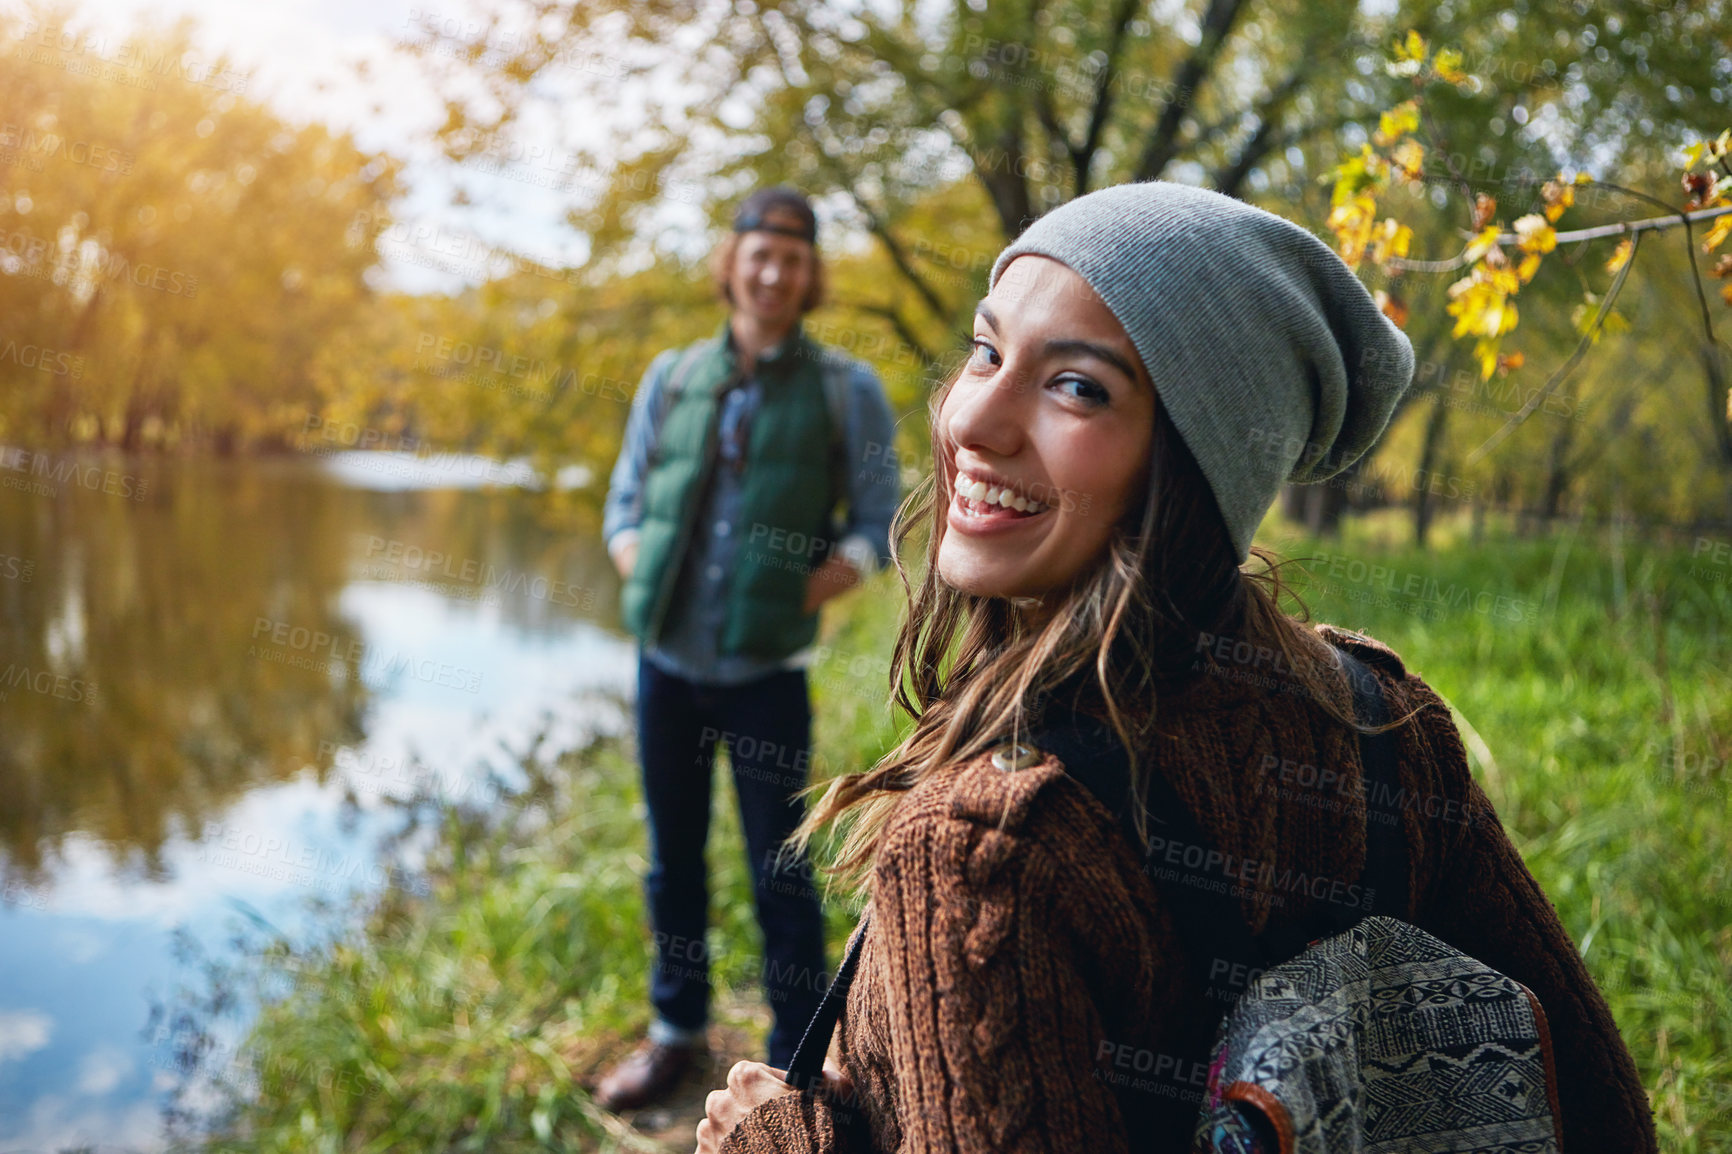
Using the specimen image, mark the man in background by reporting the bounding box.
[595,186,899,1111]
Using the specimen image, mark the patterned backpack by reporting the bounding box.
[1193,915,1562,1154]
[1042,641,1565,1154]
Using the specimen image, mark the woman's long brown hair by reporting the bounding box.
[784,363,1418,894]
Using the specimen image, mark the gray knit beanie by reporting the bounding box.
[989,181,1415,562]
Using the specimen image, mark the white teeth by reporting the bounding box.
[956,471,1048,514]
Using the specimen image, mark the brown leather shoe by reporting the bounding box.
[591,1038,703,1112]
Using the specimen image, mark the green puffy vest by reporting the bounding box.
[620,324,842,659]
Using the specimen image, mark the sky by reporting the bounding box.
[37,0,604,293]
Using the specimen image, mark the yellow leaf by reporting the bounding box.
[1463,225,1502,263]
[1514,214,1557,254]
[1722,282,1732,306]
[1496,297,1518,334]
[1368,217,1414,265]
[1685,140,1709,170]
[1376,101,1421,145]
[1327,194,1378,268]
[1606,237,1633,273]
[1391,138,1426,182]
[1446,273,1518,341]
[1433,47,1468,84]
[1390,221,1413,258]
[1394,29,1427,62]
[1517,252,1542,282]
[1703,213,1732,254]
[1474,338,1500,379]
[1445,292,1479,339]
[1541,175,1575,222]
[1329,145,1382,203]
[1488,265,1522,295]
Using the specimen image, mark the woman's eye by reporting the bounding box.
[1053,375,1110,405]
[967,338,1000,370]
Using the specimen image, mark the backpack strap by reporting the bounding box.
[785,913,870,1091]
[815,350,854,518]
[644,338,724,470]
[664,336,852,519]
[1032,708,1267,1006]
[817,351,852,449]
[1046,642,1410,992]
[1338,645,1411,921]
[664,338,718,399]
[1252,644,1409,959]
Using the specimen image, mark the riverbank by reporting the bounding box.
[184,515,1732,1152]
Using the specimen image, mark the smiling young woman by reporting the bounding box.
[937,257,1158,608]
[694,182,1657,1154]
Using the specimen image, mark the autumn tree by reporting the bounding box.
[0,2,401,451]
[404,0,1732,536]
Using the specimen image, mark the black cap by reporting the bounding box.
[731,186,818,244]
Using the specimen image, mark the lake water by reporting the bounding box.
[0,450,636,1151]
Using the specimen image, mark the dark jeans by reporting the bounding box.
[635,655,829,1068]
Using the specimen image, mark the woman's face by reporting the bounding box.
[936,254,1157,602]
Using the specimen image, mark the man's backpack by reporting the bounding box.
[1043,640,1565,1154]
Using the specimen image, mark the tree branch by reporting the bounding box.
[1583,180,1720,352]
[1388,203,1732,274]
[841,300,943,370]
[972,120,1037,239]
[848,195,955,325]
[1209,62,1313,196]
[800,120,957,324]
[1073,0,1143,194]
[1465,230,1643,466]
[1133,0,1248,183]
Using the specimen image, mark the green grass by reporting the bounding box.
[186,736,673,1153]
[189,516,1732,1151]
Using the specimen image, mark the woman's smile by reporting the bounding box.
[947,467,1054,534]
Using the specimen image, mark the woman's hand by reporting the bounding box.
[697,1061,790,1152]
[694,1060,856,1153]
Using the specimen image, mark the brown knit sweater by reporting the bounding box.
[719,624,1657,1153]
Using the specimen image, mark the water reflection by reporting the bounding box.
[0,451,634,1150]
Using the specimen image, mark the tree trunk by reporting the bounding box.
[1299,475,1351,537]
[976,126,1036,240]
[1540,411,1577,521]
[1412,391,1449,547]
